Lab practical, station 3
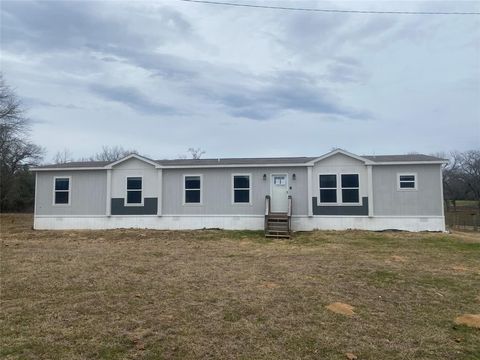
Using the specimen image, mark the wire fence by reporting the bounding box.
[445,211,479,231]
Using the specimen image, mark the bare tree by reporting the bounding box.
[0,74,44,211]
[455,150,480,210]
[440,152,465,211]
[84,146,138,162]
[52,149,74,164]
[187,147,205,159]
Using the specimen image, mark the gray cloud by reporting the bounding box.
[2,0,192,54]
[1,0,478,159]
[200,71,370,120]
[89,84,178,115]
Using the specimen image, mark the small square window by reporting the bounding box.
[320,175,336,188]
[398,174,416,190]
[55,191,69,204]
[320,189,337,203]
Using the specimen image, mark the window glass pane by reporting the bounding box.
[341,174,359,188]
[185,189,201,203]
[400,181,415,188]
[185,176,200,189]
[320,189,337,203]
[399,175,415,182]
[234,176,249,189]
[342,189,359,203]
[320,175,336,188]
[55,191,69,204]
[273,176,286,185]
[127,177,142,190]
[127,190,142,203]
[234,189,249,203]
[55,178,69,191]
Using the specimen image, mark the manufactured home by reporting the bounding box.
[31,149,447,235]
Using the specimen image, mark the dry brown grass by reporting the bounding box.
[1,214,479,359]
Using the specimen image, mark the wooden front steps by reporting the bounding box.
[265,213,290,238]
[264,195,292,238]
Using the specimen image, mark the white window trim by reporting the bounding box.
[125,175,144,206]
[183,174,203,205]
[318,173,338,205]
[340,173,361,205]
[231,173,252,205]
[52,176,71,206]
[397,173,417,191]
[318,173,361,206]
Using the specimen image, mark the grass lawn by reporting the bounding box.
[1,214,479,359]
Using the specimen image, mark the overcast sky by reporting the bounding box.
[2,0,479,161]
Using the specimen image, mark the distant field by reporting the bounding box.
[1,214,479,359]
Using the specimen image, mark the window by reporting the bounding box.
[184,175,201,204]
[54,177,70,205]
[126,177,142,204]
[398,174,416,190]
[319,174,337,203]
[233,175,250,203]
[273,176,286,186]
[341,174,359,203]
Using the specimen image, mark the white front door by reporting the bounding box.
[271,174,288,213]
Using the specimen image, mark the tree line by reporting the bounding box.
[1,75,479,212]
[442,150,480,211]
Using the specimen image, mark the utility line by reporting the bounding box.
[179,0,480,15]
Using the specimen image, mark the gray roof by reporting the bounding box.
[32,153,445,170]
[362,154,446,162]
[156,156,317,166]
[34,161,112,169]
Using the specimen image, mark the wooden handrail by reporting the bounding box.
[265,195,271,216]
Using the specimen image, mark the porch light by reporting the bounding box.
[263,174,267,181]
[292,173,296,180]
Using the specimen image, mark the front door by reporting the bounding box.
[271,174,288,213]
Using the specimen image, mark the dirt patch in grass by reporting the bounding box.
[258,282,280,289]
[390,255,408,262]
[326,302,355,316]
[1,213,479,359]
[454,314,480,329]
[452,265,469,272]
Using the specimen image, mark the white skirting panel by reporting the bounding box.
[34,215,445,232]
[292,216,445,232]
[34,215,265,231]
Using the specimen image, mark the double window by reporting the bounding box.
[319,174,359,204]
[233,174,251,203]
[398,174,417,190]
[126,177,142,204]
[54,177,70,205]
[184,175,202,204]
